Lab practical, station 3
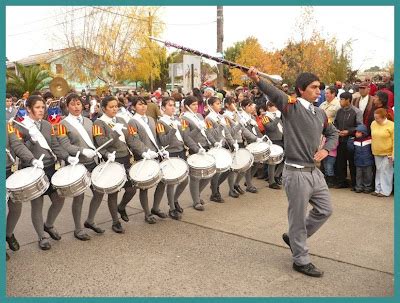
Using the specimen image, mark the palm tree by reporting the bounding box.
[6,62,51,97]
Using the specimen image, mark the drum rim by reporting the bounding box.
[6,168,46,190]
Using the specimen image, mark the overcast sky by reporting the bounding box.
[6,6,394,71]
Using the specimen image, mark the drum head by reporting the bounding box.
[52,164,87,187]
[6,167,43,190]
[92,162,126,188]
[270,144,283,157]
[246,142,270,153]
[187,153,215,169]
[129,159,160,182]
[231,149,253,169]
[160,158,188,180]
[207,148,232,169]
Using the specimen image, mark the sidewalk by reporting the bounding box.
[6,178,394,297]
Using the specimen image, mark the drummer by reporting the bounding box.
[204,96,236,202]
[223,96,258,196]
[92,96,138,233]
[126,96,168,224]
[181,96,211,211]
[56,93,105,240]
[13,95,70,250]
[6,122,37,259]
[156,96,188,220]
[239,98,265,194]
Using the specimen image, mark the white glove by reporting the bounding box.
[141,152,152,160]
[82,148,97,158]
[233,142,239,152]
[67,156,79,165]
[198,147,206,155]
[32,159,44,169]
[107,152,116,162]
[239,117,248,126]
[29,127,40,142]
[250,119,257,126]
[214,141,223,148]
[256,137,264,143]
[161,150,169,158]
[112,123,125,135]
[148,150,159,159]
[275,110,282,118]
[265,112,275,119]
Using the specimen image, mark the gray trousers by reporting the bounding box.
[282,166,332,266]
[6,200,22,238]
[189,176,211,206]
[210,170,231,195]
[139,182,166,217]
[355,166,374,191]
[72,189,104,232]
[268,162,284,184]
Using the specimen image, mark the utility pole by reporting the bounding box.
[148,11,154,92]
[216,6,224,89]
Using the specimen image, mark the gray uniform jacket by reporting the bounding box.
[6,124,35,170]
[181,113,210,153]
[127,116,159,158]
[204,114,235,148]
[93,117,135,159]
[243,117,263,139]
[57,116,96,165]
[14,120,69,168]
[6,107,18,121]
[223,112,257,144]
[263,115,284,142]
[156,118,185,154]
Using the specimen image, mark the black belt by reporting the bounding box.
[285,165,316,172]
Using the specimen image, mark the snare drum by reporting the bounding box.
[91,162,127,194]
[51,164,91,197]
[160,158,189,185]
[129,159,162,189]
[231,148,254,173]
[187,153,216,179]
[6,167,50,203]
[207,147,233,173]
[267,144,284,165]
[246,141,271,163]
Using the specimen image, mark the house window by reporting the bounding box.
[56,64,63,74]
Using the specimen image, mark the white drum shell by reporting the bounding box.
[92,162,127,194]
[129,159,162,189]
[267,144,284,165]
[6,167,50,203]
[187,153,216,179]
[246,142,271,163]
[231,148,254,173]
[207,148,233,173]
[51,164,91,197]
[160,158,189,185]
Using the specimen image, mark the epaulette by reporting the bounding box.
[57,124,68,136]
[156,123,165,134]
[261,116,270,125]
[92,125,103,137]
[128,125,137,135]
[181,119,189,130]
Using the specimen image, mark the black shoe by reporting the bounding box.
[275,177,282,185]
[74,230,91,241]
[350,187,356,192]
[363,189,373,194]
[38,237,51,250]
[210,194,224,203]
[293,262,324,277]
[269,183,281,190]
[6,234,20,251]
[234,185,245,195]
[334,183,349,189]
[84,221,105,234]
[6,252,10,261]
[229,189,239,198]
[44,224,61,241]
[282,233,292,252]
[355,189,363,193]
[112,222,125,234]
[246,186,258,193]
[169,209,182,220]
[151,208,168,218]
[174,202,184,213]
[118,207,129,222]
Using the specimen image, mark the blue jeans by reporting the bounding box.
[323,156,336,177]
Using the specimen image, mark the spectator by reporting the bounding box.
[334,92,362,189]
[319,86,341,124]
[142,94,161,121]
[347,124,375,194]
[370,108,394,197]
[320,136,338,188]
[82,101,91,118]
[281,83,289,94]
[378,82,394,109]
[315,82,326,107]
[252,86,267,107]
[365,78,378,96]
[352,81,374,127]
[364,91,394,130]
[6,93,17,121]
[335,81,345,99]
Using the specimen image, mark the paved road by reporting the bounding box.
[6,177,394,297]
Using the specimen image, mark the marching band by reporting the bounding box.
[5,93,283,257]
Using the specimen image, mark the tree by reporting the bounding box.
[364,66,382,72]
[223,40,245,85]
[6,63,51,97]
[57,6,165,86]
